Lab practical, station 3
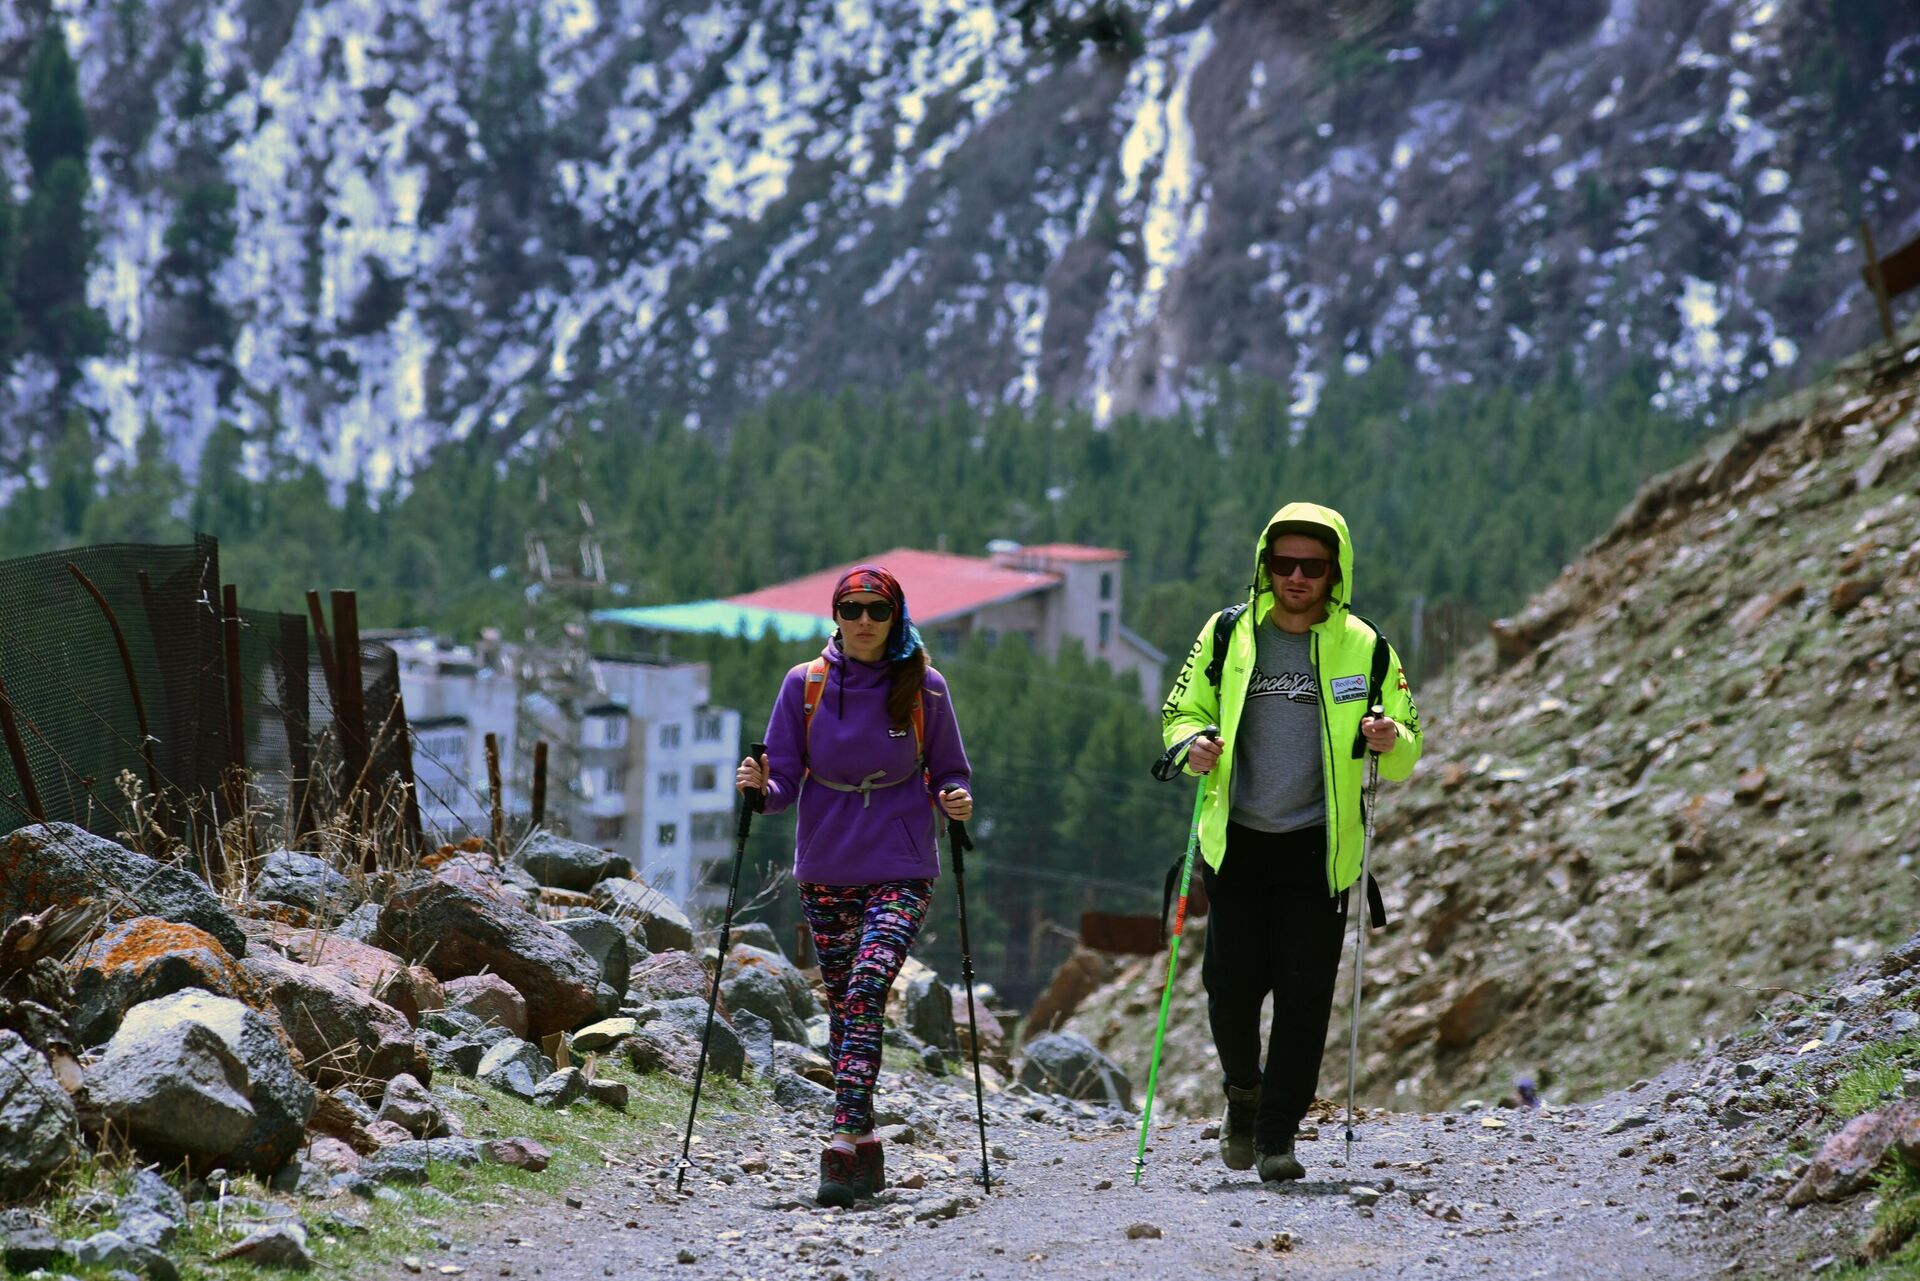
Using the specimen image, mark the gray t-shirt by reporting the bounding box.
[1229,622,1325,833]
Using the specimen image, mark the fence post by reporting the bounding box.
[280,611,315,850]
[391,684,427,859]
[331,590,371,871]
[0,667,46,825]
[221,584,250,875]
[531,740,548,830]
[306,589,339,707]
[485,731,505,860]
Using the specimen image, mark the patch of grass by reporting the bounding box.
[1825,1159,1920,1279]
[1830,1036,1920,1121]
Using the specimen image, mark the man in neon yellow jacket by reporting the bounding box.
[1161,501,1422,1182]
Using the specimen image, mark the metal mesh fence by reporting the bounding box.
[0,536,421,872]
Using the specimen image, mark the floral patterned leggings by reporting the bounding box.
[797,878,935,1135]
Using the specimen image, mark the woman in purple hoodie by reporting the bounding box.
[735,564,973,1207]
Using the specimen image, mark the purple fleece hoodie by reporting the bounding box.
[758,643,971,885]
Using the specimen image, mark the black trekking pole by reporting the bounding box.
[675,741,766,1193]
[942,790,993,1193]
[1344,712,1384,1170]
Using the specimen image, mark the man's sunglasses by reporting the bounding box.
[1267,555,1332,580]
[835,599,895,622]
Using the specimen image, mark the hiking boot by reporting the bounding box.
[1256,1139,1306,1183]
[853,1136,886,1196]
[817,1145,860,1207]
[1219,1083,1260,1170]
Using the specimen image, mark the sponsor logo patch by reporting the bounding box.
[887,727,909,738]
[1330,674,1369,703]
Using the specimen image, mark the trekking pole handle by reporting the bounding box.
[746,742,768,814]
[940,787,974,852]
[1151,724,1219,782]
[1352,704,1385,759]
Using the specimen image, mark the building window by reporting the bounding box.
[695,711,723,742]
[657,823,678,847]
[659,723,682,749]
[1098,611,1112,647]
[592,816,624,843]
[692,764,717,791]
[604,768,627,795]
[1100,571,1114,601]
[658,772,680,797]
[938,628,961,656]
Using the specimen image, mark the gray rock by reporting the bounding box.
[902,972,958,1053]
[1018,1032,1134,1110]
[477,1038,550,1101]
[591,878,694,954]
[0,823,246,956]
[729,922,782,956]
[114,1167,187,1249]
[533,1067,589,1110]
[87,1019,256,1162]
[517,830,632,892]
[569,1018,639,1054]
[422,1034,487,1078]
[358,1139,484,1185]
[377,1073,443,1138]
[333,903,383,944]
[774,1074,835,1114]
[651,998,745,1078]
[420,1008,484,1038]
[214,1221,312,1270]
[584,1077,628,1111]
[441,974,529,1039]
[328,1086,378,1126]
[239,950,427,1087]
[805,1014,831,1052]
[69,1230,144,1271]
[252,849,359,921]
[595,981,623,1018]
[68,917,259,1046]
[3,1226,62,1272]
[1891,1010,1920,1035]
[732,1009,776,1072]
[0,1030,79,1200]
[113,989,315,1174]
[722,967,809,1044]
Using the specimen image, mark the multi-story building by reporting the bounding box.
[388,634,518,839]
[592,542,1165,706]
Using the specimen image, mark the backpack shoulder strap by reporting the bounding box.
[1203,603,1250,691]
[800,657,830,763]
[1348,614,1392,712]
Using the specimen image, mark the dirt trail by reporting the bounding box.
[403,1061,1745,1281]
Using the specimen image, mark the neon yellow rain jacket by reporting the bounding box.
[1160,501,1423,893]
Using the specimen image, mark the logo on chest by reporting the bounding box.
[1330,674,1369,704]
[887,728,909,739]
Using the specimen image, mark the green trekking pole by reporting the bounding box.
[1133,725,1218,1186]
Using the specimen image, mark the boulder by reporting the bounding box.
[630,951,723,1008]
[1788,1102,1920,1206]
[443,974,529,1039]
[592,878,694,954]
[113,988,315,1174]
[251,849,359,921]
[0,1030,78,1200]
[952,985,1008,1070]
[483,1137,551,1171]
[774,1073,836,1115]
[552,912,632,996]
[721,966,809,1045]
[648,997,744,1078]
[726,944,820,1021]
[258,925,444,1027]
[1025,948,1120,1037]
[585,1077,628,1111]
[86,1019,256,1163]
[901,972,958,1054]
[333,903,382,944]
[517,831,631,892]
[626,1023,704,1079]
[357,1138,485,1185]
[730,922,783,956]
[476,1038,550,1101]
[213,1222,313,1270]
[375,881,600,1039]
[0,823,246,956]
[533,1067,589,1110]
[68,918,263,1045]
[376,1073,443,1138]
[238,949,427,1087]
[569,1018,638,1054]
[113,1168,186,1249]
[1018,1031,1133,1109]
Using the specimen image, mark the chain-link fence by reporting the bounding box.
[0,535,421,879]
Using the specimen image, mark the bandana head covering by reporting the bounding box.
[832,564,923,662]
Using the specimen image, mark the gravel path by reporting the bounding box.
[408,1064,1749,1281]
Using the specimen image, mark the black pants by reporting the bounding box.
[1199,822,1348,1151]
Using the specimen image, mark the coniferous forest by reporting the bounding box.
[0,353,1708,998]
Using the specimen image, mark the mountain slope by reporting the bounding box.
[2,0,1917,478]
[1064,316,1920,1114]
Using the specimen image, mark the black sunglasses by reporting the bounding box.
[835,599,895,622]
[1267,555,1331,580]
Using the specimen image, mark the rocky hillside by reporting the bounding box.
[1064,314,1920,1116]
[2,0,1917,478]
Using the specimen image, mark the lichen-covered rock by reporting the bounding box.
[0,823,245,956]
[68,917,263,1045]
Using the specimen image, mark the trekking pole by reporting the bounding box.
[1344,729,1384,1170]
[942,791,992,1193]
[1133,725,1218,1186]
[675,741,766,1193]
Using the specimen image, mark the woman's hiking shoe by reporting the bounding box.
[1219,1084,1260,1170]
[817,1146,861,1207]
[1256,1140,1306,1183]
[854,1136,886,1195]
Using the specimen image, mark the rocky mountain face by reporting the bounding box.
[1063,315,1920,1116]
[2,0,1917,479]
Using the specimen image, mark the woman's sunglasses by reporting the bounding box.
[1267,555,1331,580]
[835,599,895,622]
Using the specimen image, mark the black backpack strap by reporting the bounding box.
[1348,614,1393,759]
[1203,602,1249,690]
[1366,873,1387,930]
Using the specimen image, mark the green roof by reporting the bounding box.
[592,601,832,643]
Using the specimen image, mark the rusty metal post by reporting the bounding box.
[1863,220,1897,344]
[330,590,371,870]
[66,564,161,818]
[391,685,426,859]
[221,584,250,873]
[485,731,505,859]
[280,611,315,850]
[0,667,46,824]
[307,589,339,706]
[531,740,548,830]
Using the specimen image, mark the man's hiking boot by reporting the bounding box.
[854,1136,886,1195]
[817,1145,860,1207]
[1256,1139,1306,1183]
[1219,1083,1260,1171]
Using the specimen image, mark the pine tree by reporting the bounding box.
[81,420,188,545]
[156,43,238,358]
[17,26,108,389]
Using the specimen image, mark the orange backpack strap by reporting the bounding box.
[800,657,830,769]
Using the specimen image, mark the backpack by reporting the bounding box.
[799,656,930,775]
[1161,604,1392,938]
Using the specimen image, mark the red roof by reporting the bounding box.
[996,543,1128,564]
[729,548,1061,623]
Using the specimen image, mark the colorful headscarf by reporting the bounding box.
[832,564,924,662]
